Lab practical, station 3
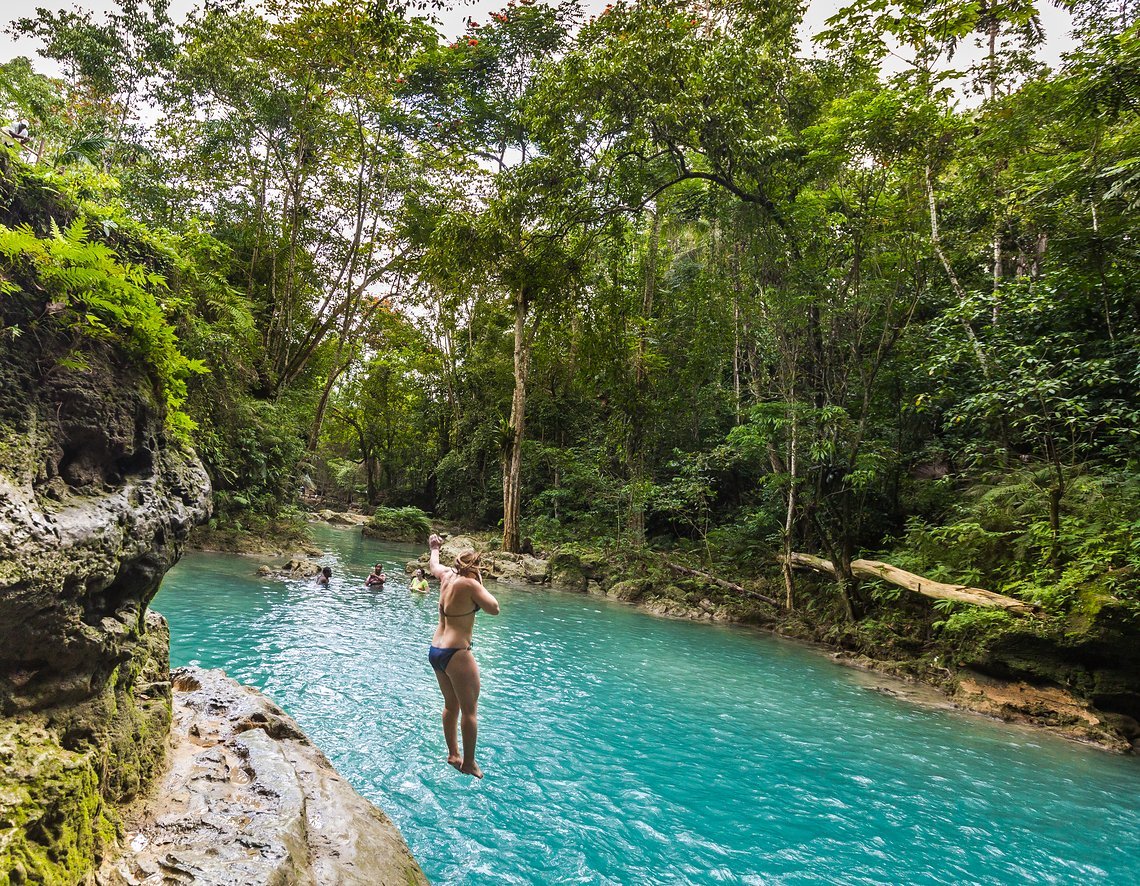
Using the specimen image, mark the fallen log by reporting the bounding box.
[783,552,1038,615]
[662,559,782,608]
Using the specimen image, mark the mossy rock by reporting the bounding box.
[607,579,653,602]
[549,554,588,592]
[0,614,172,883]
[0,720,108,885]
[656,584,690,603]
[949,598,1140,723]
[548,545,613,592]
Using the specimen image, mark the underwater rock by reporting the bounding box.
[98,668,428,886]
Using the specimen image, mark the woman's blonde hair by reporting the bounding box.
[454,550,482,577]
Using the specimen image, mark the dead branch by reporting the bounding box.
[783,552,1038,616]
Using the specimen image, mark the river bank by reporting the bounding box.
[594,578,1139,754]
[240,509,1140,754]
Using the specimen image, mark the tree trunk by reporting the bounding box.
[364,453,379,506]
[662,560,782,608]
[782,406,798,610]
[309,360,346,451]
[925,164,989,376]
[627,207,661,543]
[784,552,1039,614]
[502,287,531,553]
[1045,436,1066,567]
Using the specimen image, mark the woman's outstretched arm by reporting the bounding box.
[427,534,448,580]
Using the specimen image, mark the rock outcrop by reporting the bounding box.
[98,668,428,886]
[256,557,323,580]
[313,509,370,527]
[1,286,211,878]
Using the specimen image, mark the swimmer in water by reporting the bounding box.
[365,563,387,587]
[409,568,429,593]
[317,566,332,587]
[426,533,499,778]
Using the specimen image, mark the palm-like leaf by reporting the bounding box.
[54,132,110,167]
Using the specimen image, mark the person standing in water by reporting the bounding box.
[426,533,499,778]
[409,568,429,593]
[365,563,387,588]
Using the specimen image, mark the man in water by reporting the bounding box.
[366,564,387,587]
[317,566,332,586]
[409,568,429,593]
[426,534,499,778]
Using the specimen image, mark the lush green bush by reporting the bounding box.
[886,465,1140,614]
[0,153,205,436]
[363,506,432,542]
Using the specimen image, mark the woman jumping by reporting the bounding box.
[426,533,499,778]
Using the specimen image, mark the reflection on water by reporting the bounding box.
[153,526,1140,885]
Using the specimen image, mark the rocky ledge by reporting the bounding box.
[99,668,427,886]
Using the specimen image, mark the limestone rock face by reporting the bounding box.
[0,346,210,714]
[318,509,369,526]
[99,668,428,886]
[438,534,479,563]
[0,322,211,880]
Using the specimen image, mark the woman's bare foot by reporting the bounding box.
[460,761,483,779]
[447,753,462,770]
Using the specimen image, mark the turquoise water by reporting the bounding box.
[152,526,1140,885]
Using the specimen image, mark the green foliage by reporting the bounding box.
[0,163,205,435]
[195,394,309,516]
[365,505,432,542]
[5,0,1139,631]
[932,607,1016,642]
[890,467,1140,613]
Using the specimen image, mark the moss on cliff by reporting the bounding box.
[0,722,108,884]
[0,613,172,884]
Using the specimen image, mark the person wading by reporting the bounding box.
[426,533,499,778]
[409,568,429,593]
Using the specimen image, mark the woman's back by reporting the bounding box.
[434,572,480,647]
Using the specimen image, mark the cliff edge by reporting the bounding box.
[98,668,428,886]
[0,286,212,880]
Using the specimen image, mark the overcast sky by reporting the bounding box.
[1,0,1076,95]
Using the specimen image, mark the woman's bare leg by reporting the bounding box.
[433,669,462,768]
[444,651,483,778]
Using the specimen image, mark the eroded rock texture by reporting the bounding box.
[98,668,428,886]
[0,326,210,881]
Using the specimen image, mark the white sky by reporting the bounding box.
[0,0,1076,101]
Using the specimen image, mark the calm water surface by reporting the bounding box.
[152,526,1140,884]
